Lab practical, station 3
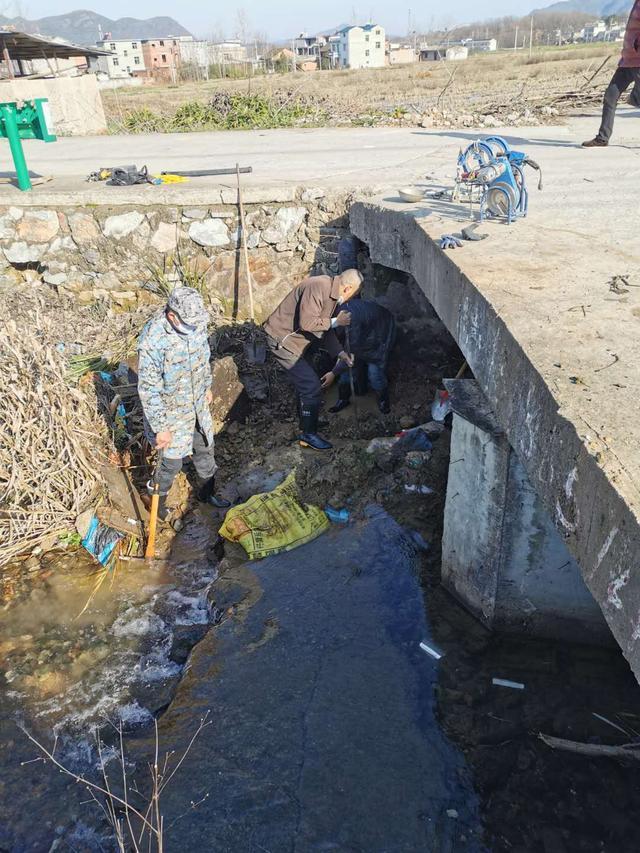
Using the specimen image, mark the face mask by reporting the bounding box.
[168,312,196,335]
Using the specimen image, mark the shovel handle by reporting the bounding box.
[144,450,163,560]
[144,493,160,559]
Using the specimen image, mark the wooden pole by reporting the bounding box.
[236,163,255,322]
[2,42,15,79]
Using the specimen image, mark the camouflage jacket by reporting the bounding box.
[137,310,214,459]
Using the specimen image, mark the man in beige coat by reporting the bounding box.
[264,269,363,450]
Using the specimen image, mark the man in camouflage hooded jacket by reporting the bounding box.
[137,286,231,519]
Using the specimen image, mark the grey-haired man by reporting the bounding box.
[137,286,231,519]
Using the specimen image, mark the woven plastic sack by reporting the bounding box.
[219,472,329,560]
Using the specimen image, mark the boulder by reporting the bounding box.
[151,221,179,253]
[69,212,101,245]
[102,211,145,239]
[189,218,230,247]
[4,241,46,264]
[262,207,306,245]
[17,210,59,242]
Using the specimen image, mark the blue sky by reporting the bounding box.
[17,1,544,40]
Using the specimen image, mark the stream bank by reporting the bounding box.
[2,268,640,851]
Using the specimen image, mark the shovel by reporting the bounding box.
[344,327,359,431]
[144,450,163,560]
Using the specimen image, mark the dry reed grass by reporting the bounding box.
[0,307,107,568]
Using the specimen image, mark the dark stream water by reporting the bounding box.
[2,486,640,852]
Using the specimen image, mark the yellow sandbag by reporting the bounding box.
[219,472,329,560]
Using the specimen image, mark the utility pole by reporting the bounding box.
[514,25,518,51]
[529,16,533,58]
[291,39,296,73]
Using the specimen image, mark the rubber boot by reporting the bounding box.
[197,476,231,509]
[298,392,329,428]
[299,403,333,451]
[377,388,391,415]
[329,381,351,414]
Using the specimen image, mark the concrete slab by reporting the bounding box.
[348,117,640,678]
[3,110,638,204]
[149,508,483,852]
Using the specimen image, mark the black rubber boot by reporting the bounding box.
[377,389,391,415]
[299,403,333,451]
[197,477,231,509]
[329,382,351,414]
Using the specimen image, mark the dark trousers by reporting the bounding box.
[156,427,216,495]
[338,361,388,397]
[266,336,322,407]
[598,67,640,142]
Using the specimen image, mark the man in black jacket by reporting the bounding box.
[321,299,395,414]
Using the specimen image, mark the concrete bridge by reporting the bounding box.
[350,149,640,679]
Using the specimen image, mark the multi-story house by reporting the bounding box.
[336,24,386,69]
[141,37,181,81]
[95,38,146,78]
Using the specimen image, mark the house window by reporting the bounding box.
[375,41,381,48]
[123,50,128,56]
[134,56,140,64]
[159,40,165,46]
[110,42,116,50]
[365,35,369,42]
[132,42,138,49]
[375,29,381,35]
[365,49,370,56]
[161,54,167,62]
[112,57,119,65]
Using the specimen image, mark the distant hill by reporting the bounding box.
[0,9,191,45]
[533,0,632,16]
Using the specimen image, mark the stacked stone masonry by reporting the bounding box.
[0,190,356,319]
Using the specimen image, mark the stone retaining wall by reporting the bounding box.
[0,188,357,319]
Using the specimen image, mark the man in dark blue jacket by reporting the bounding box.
[321,299,395,414]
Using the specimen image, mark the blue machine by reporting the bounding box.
[456,136,542,224]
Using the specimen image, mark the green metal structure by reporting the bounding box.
[0,99,56,191]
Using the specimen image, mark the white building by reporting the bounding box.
[582,20,607,41]
[177,36,211,73]
[209,40,247,64]
[336,24,385,69]
[462,37,497,52]
[95,38,145,78]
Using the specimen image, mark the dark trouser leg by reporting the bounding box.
[191,426,230,508]
[156,455,183,495]
[598,68,636,143]
[191,425,217,482]
[329,372,352,413]
[149,455,182,521]
[368,363,390,413]
[266,337,323,408]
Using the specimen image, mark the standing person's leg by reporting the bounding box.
[148,455,182,521]
[329,371,352,413]
[191,424,231,508]
[584,68,635,146]
[266,336,331,450]
[367,363,390,414]
[630,71,640,107]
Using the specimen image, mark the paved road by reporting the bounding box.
[7,109,639,201]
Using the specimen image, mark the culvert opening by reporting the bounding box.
[2,200,640,852]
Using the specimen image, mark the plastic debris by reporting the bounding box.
[404,484,434,495]
[446,809,459,819]
[440,234,463,250]
[78,514,123,567]
[420,641,444,660]
[366,436,400,454]
[431,389,452,422]
[325,507,350,524]
[396,429,433,453]
[492,678,525,690]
